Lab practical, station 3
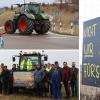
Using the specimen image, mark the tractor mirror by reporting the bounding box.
[44,56,48,61]
[12,56,16,62]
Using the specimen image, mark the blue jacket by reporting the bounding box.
[51,68,62,83]
[34,69,45,83]
[0,37,4,47]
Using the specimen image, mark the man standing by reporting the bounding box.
[34,65,45,96]
[51,61,62,100]
[0,33,5,48]
[45,63,52,96]
[70,62,78,97]
[0,63,4,94]
[12,64,17,71]
[0,66,11,95]
[62,62,71,99]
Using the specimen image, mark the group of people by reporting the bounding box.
[0,61,78,100]
[33,61,78,100]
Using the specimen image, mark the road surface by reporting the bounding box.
[2,31,79,49]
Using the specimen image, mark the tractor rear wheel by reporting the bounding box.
[4,20,16,34]
[34,20,50,34]
[18,15,33,35]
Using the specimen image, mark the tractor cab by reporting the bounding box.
[11,2,42,15]
[12,52,48,71]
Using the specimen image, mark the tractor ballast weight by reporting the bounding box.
[4,2,51,35]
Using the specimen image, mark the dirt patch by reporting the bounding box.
[0,94,78,100]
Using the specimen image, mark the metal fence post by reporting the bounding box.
[59,22,62,32]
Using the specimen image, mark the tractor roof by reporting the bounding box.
[13,2,41,6]
[21,2,40,5]
[22,53,41,56]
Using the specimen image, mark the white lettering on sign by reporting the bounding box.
[84,42,94,57]
[83,63,99,79]
[84,23,97,38]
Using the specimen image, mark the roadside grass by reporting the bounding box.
[42,6,79,29]
[0,10,14,27]
[0,28,5,34]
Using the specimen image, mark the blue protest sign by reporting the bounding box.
[82,17,100,87]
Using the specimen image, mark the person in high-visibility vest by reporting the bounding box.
[45,63,52,73]
[20,58,32,71]
[45,63,52,96]
[27,59,32,71]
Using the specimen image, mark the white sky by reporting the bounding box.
[0,0,55,7]
[0,50,79,69]
[79,0,100,65]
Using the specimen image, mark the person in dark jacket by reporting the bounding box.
[12,64,17,71]
[70,62,78,97]
[54,61,62,91]
[0,66,10,95]
[0,63,4,94]
[51,61,62,100]
[45,63,52,97]
[34,65,45,96]
[62,62,71,99]
[49,64,55,97]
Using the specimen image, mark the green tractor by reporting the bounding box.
[4,2,51,35]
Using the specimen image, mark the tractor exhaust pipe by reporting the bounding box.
[24,0,25,12]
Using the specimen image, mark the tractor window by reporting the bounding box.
[22,56,39,65]
[28,4,40,14]
[30,56,39,65]
[20,5,28,13]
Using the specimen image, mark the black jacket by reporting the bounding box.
[0,69,10,83]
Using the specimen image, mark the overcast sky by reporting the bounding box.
[0,50,79,69]
[0,0,55,7]
[79,0,100,64]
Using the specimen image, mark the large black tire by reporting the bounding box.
[18,15,34,35]
[4,20,16,34]
[34,20,50,34]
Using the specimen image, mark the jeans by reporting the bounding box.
[71,80,77,97]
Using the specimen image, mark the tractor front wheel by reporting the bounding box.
[18,15,33,35]
[34,20,50,34]
[4,20,16,34]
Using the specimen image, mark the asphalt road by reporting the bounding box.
[2,31,79,49]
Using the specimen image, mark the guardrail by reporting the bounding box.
[50,21,79,36]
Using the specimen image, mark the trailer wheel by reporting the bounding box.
[4,20,16,34]
[34,20,50,34]
[18,15,34,35]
